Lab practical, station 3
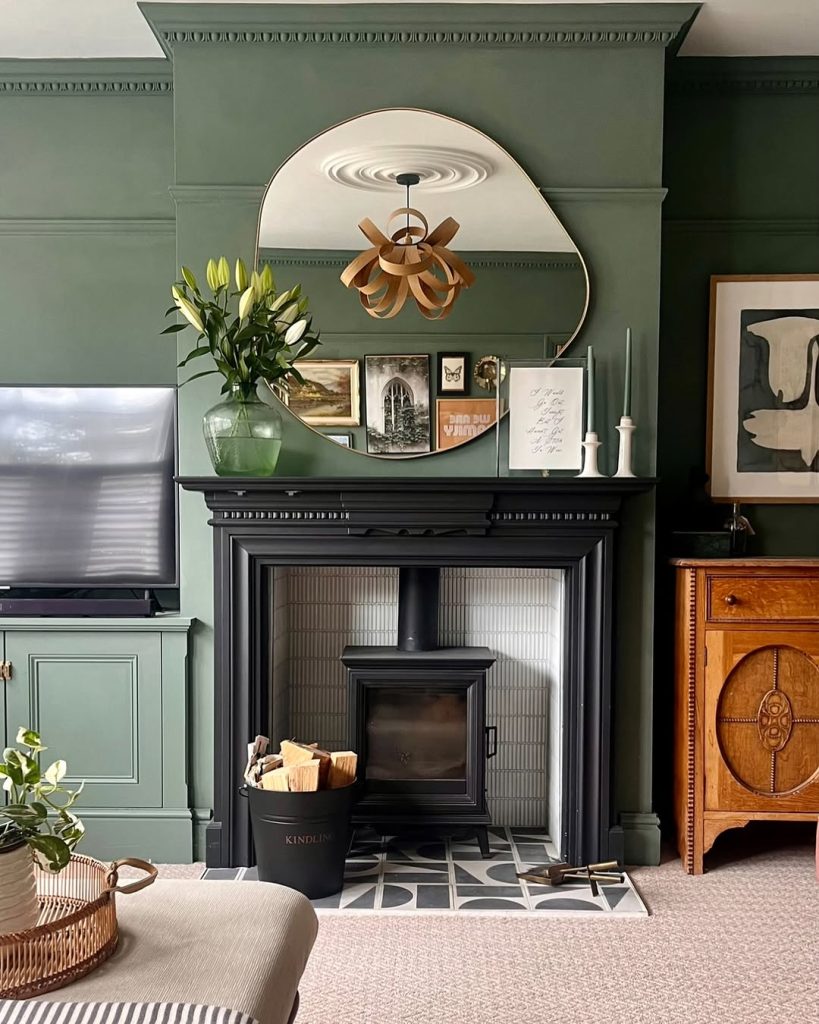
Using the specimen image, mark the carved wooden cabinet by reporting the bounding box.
[673,559,819,873]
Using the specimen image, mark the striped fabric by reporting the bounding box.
[0,1004,258,1024]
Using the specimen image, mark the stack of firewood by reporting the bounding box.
[244,735,357,792]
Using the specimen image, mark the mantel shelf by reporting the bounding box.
[178,476,656,495]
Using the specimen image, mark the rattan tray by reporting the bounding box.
[0,853,156,999]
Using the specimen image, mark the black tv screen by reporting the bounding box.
[0,387,178,587]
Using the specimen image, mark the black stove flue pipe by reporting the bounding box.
[397,566,440,651]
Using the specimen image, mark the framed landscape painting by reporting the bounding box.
[708,274,819,502]
[365,354,431,455]
[285,359,360,426]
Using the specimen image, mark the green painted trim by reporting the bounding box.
[261,248,583,271]
[78,808,193,863]
[664,218,819,235]
[668,56,819,94]
[620,811,662,866]
[545,187,668,204]
[139,2,699,56]
[0,58,172,95]
[0,218,175,235]
[169,184,266,205]
[193,807,212,863]
[0,617,193,632]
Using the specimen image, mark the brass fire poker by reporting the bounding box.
[516,860,624,897]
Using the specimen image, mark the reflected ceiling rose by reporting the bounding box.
[340,172,475,320]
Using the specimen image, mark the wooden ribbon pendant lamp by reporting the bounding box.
[340,172,475,320]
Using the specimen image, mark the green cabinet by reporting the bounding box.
[0,617,193,863]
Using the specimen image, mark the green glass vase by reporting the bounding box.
[203,387,283,477]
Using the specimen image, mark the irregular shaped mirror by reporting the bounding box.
[257,108,588,458]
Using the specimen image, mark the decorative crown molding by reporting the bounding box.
[0,59,172,95]
[260,248,583,272]
[667,57,819,95]
[138,3,699,57]
[0,217,174,236]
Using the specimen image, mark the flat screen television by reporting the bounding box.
[0,386,178,589]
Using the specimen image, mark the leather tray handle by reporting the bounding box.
[105,858,159,895]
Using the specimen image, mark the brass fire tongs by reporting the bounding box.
[516,860,624,897]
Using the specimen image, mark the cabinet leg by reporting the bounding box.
[476,826,491,858]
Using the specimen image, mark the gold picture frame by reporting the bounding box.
[279,358,361,426]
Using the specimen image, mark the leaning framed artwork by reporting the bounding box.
[708,274,819,502]
[436,398,496,450]
[282,359,360,426]
[365,354,431,455]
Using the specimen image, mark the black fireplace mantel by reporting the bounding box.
[178,475,654,869]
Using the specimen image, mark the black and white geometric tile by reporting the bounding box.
[202,826,648,917]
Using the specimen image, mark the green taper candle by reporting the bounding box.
[587,346,595,434]
[623,327,632,418]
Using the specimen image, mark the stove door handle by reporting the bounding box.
[485,724,498,759]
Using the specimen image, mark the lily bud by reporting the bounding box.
[181,266,198,291]
[176,295,205,333]
[251,270,264,301]
[269,289,291,312]
[260,264,274,294]
[285,319,307,346]
[238,285,255,321]
[206,258,220,292]
[278,301,299,326]
[235,258,249,292]
[217,256,230,288]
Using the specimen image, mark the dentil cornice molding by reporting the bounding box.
[668,57,819,95]
[0,59,172,95]
[138,3,699,57]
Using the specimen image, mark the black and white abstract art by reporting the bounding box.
[709,276,819,501]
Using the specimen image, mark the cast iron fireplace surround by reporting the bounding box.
[179,476,651,870]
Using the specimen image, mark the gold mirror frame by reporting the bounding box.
[255,107,590,460]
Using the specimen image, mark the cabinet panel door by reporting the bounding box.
[704,629,819,813]
[4,631,162,807]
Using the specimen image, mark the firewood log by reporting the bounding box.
[329,751,357,789]
[261,766,290,791]
[280,740,318,767]
[288,760,321,792]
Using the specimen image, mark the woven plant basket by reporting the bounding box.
[0,853,156,999]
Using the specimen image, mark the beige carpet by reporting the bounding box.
[297,829,819,1024]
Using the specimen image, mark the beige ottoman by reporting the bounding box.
[35,880,318,1024]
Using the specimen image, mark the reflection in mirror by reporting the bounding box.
[257,108,588,459]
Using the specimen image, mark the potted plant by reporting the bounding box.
[0,728,85,935]
[165,257,321,476]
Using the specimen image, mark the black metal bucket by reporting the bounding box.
[246,782,356,899]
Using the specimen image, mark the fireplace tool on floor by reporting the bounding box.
[517,860,623,897]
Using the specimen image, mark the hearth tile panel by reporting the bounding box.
[211,828,647,916]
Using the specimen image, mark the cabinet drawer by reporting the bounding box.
[707,576,819,622]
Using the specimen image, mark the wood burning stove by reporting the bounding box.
[343,567,496,855]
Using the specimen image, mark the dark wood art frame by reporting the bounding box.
[178,476,653,869]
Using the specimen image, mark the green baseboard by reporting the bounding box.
[76,808,193,864]
[192,807,212,863]
[620,811,662,866]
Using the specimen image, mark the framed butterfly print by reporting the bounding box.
[707,274,819,503]
[437,352,468,395]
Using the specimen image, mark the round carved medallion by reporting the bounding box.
[717,645,819,796]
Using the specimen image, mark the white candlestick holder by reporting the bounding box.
[614,416,636,478]
[578,431,605,478]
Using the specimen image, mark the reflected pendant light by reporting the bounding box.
[340,172,475,320]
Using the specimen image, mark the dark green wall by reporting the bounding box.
[0,4,702,863]
[656,57,819,828]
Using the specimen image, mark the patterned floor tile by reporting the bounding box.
[205,826,647,917]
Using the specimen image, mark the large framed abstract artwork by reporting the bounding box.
[708,275,819,502]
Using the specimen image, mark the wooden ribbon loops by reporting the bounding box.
[340,207,475,320]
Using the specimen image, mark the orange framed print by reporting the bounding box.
[707,275,819,503]
[436,398,497,451]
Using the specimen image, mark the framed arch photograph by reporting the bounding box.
[365,354,431,455]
